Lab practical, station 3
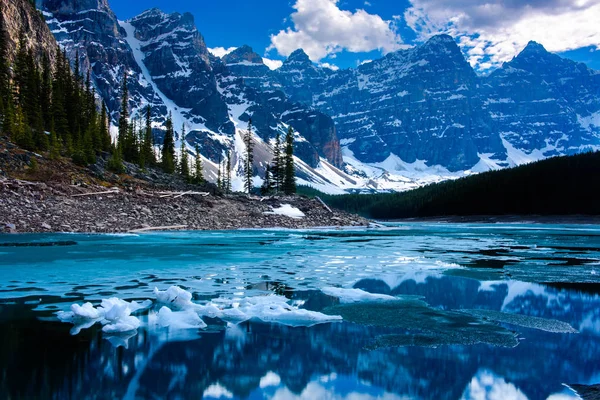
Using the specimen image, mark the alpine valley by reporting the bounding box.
[36,0,600,193]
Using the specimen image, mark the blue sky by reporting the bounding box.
[109,0,600,71]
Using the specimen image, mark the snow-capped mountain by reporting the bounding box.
[39,0,600,193]
[40,1,353,192]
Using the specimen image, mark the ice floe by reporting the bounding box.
[213,294,342,327]
[460,309,579,334]
[321,287,400,303]
[155,306,207,329]
[57,298,152,334]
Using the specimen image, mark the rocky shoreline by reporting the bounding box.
[0,178,370,233]
[0,136,370,234]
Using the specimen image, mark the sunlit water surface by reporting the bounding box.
[1,223,600,399]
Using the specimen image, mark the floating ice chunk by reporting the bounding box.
[154,286,196,310]
[57,297,151,335]
[99,298,142,333]
[57,302,102,321]
[264,204,305,219]
[102,316,140,333]
[460,309,579,334]
[156,306,207,329]
[216,295,342,327]
[322,287,400,303]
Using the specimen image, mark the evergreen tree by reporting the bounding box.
[98,102,111,152]
[272,131,283,192]
[0,12,10,124]
[40,54,52,133]
[225,151,232,193]
[161,112,175,173]
[140,105,155,167]
[107,144,125,174]
[117,71,128,153]
[217,154,222,190]
[261,165,274,196]
[283,126,296,195]
[179,125,190,179]
[193,144,205,184]
[243,119,254,194]
[51,47,69,149]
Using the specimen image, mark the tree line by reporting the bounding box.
[303,151,600,218]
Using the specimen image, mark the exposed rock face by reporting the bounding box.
[0,0,57,65]
[226,35,600,173]
[126,9,233,136]
[42,0,160,122]
[481,41,600,155]
[39,1,344,178]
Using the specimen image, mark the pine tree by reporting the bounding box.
[117,71,128,154]
[141,105,155,167]
[272,130,283,192]
[161,112,175,173]
[107,144,125,174]
[193,144,205,184]
[283,126,296,195]
[179,125,190,179]
[225,151,232,193]
[99,102,111,152]
[0,12,10,124]
[261,165,274,196]
[243,119,254,194]
[51,47,69,149]
[216,154,222,190]
[40,54,52,133]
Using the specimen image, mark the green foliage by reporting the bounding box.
[261,165,275,196]
[29,156,38,173]
[192,144,205,185]
[272,131,283,192]
[308,151,600,218]
[107,145,125,174]
[244,119,254,194]
[282,126,296,195]
[179,125,190,179]
[161,113,176,174]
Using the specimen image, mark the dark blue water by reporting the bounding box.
[1,223,599,399]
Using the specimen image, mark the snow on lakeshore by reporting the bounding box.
[264,204,306,219]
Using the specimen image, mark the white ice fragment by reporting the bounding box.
[264,204,305,219]
[71,302,102,319]
[321,287,400,303]
[154,286,195,310]
[215,295,342,327]
[57,297,150,335]
[156,306,207,329]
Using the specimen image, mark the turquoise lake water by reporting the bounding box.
[1,223,599,399]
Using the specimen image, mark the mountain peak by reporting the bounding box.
[286,49,311,64]
[223,45,264,65]
[520,41,548,55]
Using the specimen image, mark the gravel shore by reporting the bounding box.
[0,178,370,233]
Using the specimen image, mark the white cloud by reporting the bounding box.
[268,0,404,62]
[320,62,340,71]
[207,47,237,58]
[405,0,600,69]
[263,57,284,70]
[461,370,528,400]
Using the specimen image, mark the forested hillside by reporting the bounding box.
[305,151,600,219]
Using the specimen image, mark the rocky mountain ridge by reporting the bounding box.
[31,1,600,192]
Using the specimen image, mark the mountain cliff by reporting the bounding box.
[36,0,600,192]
